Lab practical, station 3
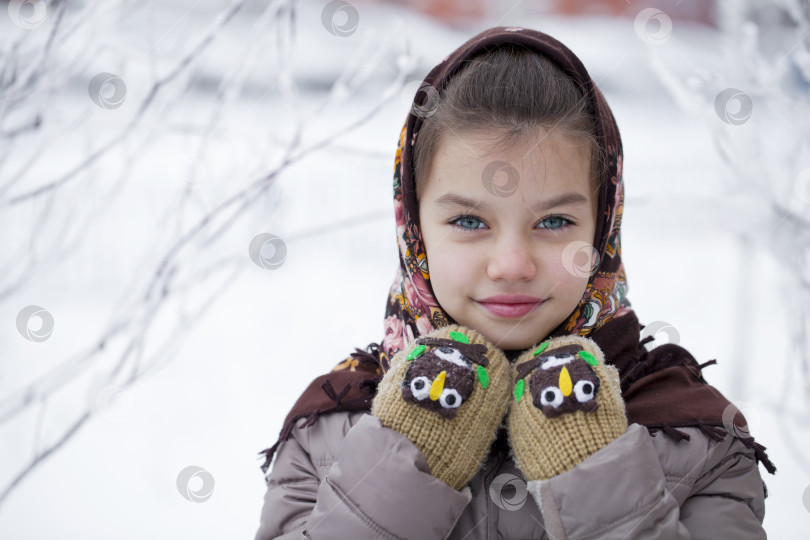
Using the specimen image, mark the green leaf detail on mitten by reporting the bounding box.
[372,323,513,491]
[448,331,469,344]
[476,365,489,389]
[533,341,550,356]
[514,379,525,402]
[577,350,598,366]
[407,344,425,361]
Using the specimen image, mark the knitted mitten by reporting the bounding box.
[371,324,512,491]
[508,335,627,481]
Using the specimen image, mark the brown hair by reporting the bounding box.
[413,44,606,220]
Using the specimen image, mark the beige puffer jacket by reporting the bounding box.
[253,410,767,539]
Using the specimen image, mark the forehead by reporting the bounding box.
[423,129,592,202]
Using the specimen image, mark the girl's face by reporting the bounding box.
[418,129,597,351]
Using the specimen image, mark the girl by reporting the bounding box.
[254,26,775,539]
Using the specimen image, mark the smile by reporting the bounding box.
[478,302,543,318]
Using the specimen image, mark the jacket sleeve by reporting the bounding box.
[254,411,472,540]
[527,423,767,540]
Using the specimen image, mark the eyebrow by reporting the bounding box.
[433,192,590,213]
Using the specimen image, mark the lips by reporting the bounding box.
[478,294,544,304]
[476,295,546,318]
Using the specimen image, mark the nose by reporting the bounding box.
[486,233,537,282]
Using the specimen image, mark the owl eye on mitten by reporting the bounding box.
[370,325,512,491]
[507,335,628,482]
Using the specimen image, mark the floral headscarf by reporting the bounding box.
[380,72,630,370]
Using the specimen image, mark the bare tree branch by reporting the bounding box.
[0,0,416,508]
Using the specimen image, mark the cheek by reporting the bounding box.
[425,244,491,316]
[559,270,591,299]
[540,244,592,293]
[426,244,477,297]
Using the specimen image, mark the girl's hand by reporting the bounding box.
[508,335,628,480]
[371,324,512,491]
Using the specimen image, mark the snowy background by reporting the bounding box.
[1,0,809,538]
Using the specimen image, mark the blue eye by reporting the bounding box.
[448,214,576,232]
[537,216,575,231]
[450,215,485,230]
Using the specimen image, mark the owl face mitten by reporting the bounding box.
[507,335,627,482]
[370,324,512,491]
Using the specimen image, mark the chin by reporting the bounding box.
[475,328,536,351]
[497,335,537,351]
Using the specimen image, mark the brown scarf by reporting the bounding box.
[258,26,775,477]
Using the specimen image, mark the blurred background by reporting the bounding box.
[1,0,808,537]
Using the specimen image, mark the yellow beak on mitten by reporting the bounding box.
[371,325,512,491]
[507,335,628,482]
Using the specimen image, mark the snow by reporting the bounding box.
[0,1,808,538]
